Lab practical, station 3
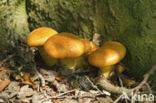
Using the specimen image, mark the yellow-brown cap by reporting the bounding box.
[89,42,99,53]
[44,33,84,58]
[27,27,58,46]
[80,39,92,54]
[88,41,126,67]
[80,39,99,54]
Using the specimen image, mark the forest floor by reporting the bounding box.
[0,41,156,103]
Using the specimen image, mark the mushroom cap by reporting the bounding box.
[27,27,58,46]
[80,39,99,54]
[88,41,126,67]
[80,39,92,54]
[44,33,84,58]
[89,42,99,53]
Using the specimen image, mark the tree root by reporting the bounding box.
[97,76,133,96]
[97,65,156,96]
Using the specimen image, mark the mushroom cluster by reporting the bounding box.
[44,32,99,70]
[27,27,98,70]
[27,27,126,77]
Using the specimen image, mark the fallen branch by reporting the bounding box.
[97,65,156,102]
[97,76,133,96]
[98,65,156,95]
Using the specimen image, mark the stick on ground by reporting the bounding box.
[97,65,156,96]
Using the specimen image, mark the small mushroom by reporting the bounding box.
[27,27,58,66]
[88,41,126,78]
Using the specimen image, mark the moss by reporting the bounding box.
[0,0,156,84]
[0,0,30,49]
[26,0,95,40]
[94,0,156,83]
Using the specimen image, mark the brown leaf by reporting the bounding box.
[18,85,35,99]
[0,67,7,79]
[22,73,35,86]
[53,100,60,103]
[0,79,10,92]
[43,85,56,96]
[40,69,58,82]
[55,77,62,82]
[0,67,7,72]
[53,81,68,92]
[123,78,137,87]
[62,98,78,103]
[117,64,125,73]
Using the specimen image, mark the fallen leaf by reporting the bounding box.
[0,67,7,78]
[0,67,12,80]
[55,77,62,82]
[0,79,10,92]
[123,78,137,87]
[0,67,7,72]
[18,85,35,99]
[40,69,58,82]
[62,98,78,103]
[53,100,60,103]
[97,97,113,103]
[117,64,125,73]
[22,73,35,86]
[43,85,56,96]
[0,99,5,103]
[53,81,68,92]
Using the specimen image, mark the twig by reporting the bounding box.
[31,61,45,87]
[41,89,111,102]
[113,94,124,103]
[0,54,15,67]
[134,65,156,92]
[85,76,111,96]
[145,83,152,93]
[118,75,123,87]
[46,94,102,99]
[50,89,77,99]
[115,65,124,87]
[41,89,77,102]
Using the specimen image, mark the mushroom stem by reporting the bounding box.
[60,56,87,70]
[99,65,114,78]
[38,46,57,66]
